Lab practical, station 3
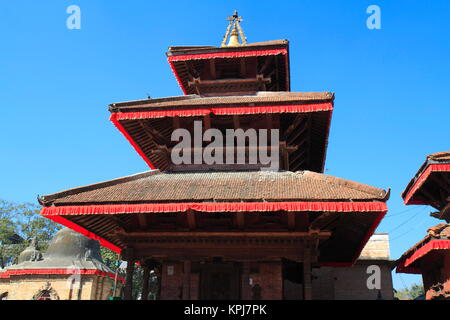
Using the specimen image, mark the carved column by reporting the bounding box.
[303,245,312,300]
[182,260,191,300]
[141,264,150,301]
[241,261,251,300]
[123,249,135,300]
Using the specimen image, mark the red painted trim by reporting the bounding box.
[41,201,387,216]
[110,114,156,170]
[112,103,333,120]
[110,103,332,169]
[168,59,188,95]
[319,211,387,268]
[168,49,288,62]
[41,202,386,267]
[398,239,450,274]
[1,269,125,283]
[404,163,450,205]
[167,49,288,94]
[351,210,387,265]
[43,214,122,254]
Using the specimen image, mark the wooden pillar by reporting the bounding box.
[124,249,135,300]
[241,261,251,300]
[303,247,312,300]
[182,261,191,300]
[141,264,150,301]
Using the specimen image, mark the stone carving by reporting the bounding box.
[32,282,60,300]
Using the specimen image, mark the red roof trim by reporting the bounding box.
[403,163,450,205]
[0,268,125,283]
[43,214,122,254]
[396,239,450,274]
[41,201,387,216]
[320,210,387,268]
[168,49,288,62]
[110,103,333,169]
[110,115,156,170]
[167,49,289,94]
[41,202,386,266]
[111,103,333,120]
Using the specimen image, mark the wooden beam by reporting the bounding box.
[116,231,331,239]
[138,120,170,145]
[124,252,135,300]
[137,214,148,229]
[182,261,191,300]
[209,60,216,79]
[240,58,246,78]
[186,210,196,230]
[283,115,305,140]
[235,212,245,229]
[204,114,211,131]
[287,211,296,230]
[141,264,150,300]
[233,115,241,129]
[241,261,251,299]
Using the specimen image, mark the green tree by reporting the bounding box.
[0,200,62,268]
[394,283,425,300]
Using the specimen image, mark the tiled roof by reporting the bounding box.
[401,151,450,202]
[41,170,388,206]
[396,223,450,269]
[110,92,334,111]
[167,40,289,55]
[428,151,450,162]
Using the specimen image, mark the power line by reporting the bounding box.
[383,205,422,219]
[387,207,427,234]
[390,217,429,241]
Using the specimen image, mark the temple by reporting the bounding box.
[0,228,123,300]
[38,12,391,300]
[396,152,450,300]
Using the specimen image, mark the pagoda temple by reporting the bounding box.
[396,152,450,300]
[39,12,390,300]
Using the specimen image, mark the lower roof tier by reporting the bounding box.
[396,223,450,274]
[39,170,389,266]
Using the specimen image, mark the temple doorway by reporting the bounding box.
[199,262,240,300]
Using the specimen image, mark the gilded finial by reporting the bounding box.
[220,10,247,47]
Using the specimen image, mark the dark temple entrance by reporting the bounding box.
[199,262,240,300]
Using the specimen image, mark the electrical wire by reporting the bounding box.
[382,205,422,219]
[387,206,427,234]
[390,217,430,241]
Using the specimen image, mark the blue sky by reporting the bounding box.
[1,1,449,291]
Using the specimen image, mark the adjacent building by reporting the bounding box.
[396,151,450,300]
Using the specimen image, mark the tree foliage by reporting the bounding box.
[394,283,425,300]
[0,200,62,268]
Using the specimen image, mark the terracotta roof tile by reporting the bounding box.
[41,170,388,206]
[110,92,334,110]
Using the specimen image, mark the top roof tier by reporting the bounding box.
[167,12,290,95]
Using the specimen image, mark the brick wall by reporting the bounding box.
[250,262,283,300]
[160,262,183,300]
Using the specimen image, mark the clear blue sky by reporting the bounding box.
[1,1,449,292]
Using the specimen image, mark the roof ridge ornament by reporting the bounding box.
[220,10,247,47]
